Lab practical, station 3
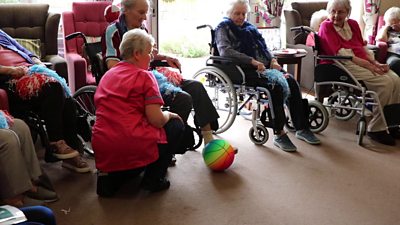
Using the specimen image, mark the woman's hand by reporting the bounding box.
[166,56,181,70]
[31,56,46,67]
[168,112,183,122]
[270,58,282,71]
[6,66,28,79]
[251,59,266,72]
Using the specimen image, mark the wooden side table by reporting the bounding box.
[273,52,307,83]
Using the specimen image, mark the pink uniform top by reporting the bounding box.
[92,61,166,172]
[318,19,369,64]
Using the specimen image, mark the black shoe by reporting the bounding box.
[389,128,400,139]
[142,178,170,193]
[367,131,396,146]
[97,172,118,197]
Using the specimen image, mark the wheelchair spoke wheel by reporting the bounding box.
[308,100,329,133]
[249,124,269,145]
[73,85,97,148]
[328,91,356,121]
[193,67,237,134]
[357,118,366,145]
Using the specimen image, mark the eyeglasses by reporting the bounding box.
[329,10,347,16]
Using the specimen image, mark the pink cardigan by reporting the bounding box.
[318,19,369,63]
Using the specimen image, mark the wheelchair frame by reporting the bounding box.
[193,25,329,145]
[292,26,398,145]
[66,31,203,152]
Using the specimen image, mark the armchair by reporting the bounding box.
[62,1,112,93]
[0,3,67,81]
[375,16,388,63]
[284,1,328,90]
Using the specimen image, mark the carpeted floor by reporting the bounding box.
[40,114,400,225]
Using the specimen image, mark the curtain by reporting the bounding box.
[363,0,381,44]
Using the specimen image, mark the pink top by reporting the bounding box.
[318,19,368,64]
[0,45,31,67]
[92,61,166,172]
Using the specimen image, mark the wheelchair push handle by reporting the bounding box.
[196,24,213,30]
[290,26,314,34]
[65,32,88,45]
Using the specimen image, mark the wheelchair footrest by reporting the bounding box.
[384,104,400,126]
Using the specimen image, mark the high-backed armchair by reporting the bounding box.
[283,1,328,89]
[0,3,67,81]
[62,1,112,93]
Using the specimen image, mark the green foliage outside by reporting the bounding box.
[160,36,209,58]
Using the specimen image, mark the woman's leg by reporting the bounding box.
[387,54,400,76]
[0,123,35,201]
[180,79,219,130]
[163,91,192,122]
[285,76,307,130]
[61,97,80,150]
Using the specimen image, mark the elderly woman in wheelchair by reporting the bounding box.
[103,0,232,154]
[211,0,321,152]
[318,0,400,146]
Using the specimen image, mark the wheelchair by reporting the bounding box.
[291,26,400,145]
[66,31,203,152]
[193,25,329,145]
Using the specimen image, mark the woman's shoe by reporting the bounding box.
[50,140,79,160]
[367,131,396,146]
[62,156,91,173]
[26,186,59,203]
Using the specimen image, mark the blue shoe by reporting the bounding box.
[295,129,321,145]
[274,134,297,152]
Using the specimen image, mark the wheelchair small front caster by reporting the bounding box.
[249,124,269,145]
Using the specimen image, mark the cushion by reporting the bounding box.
[15,38,42,59]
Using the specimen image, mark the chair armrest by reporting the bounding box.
[45,12,61,56]
[375,41,388,64]
[43,55,68,82]
[65,52,88,92]
[209,56,253,68]
[0,88,9,111]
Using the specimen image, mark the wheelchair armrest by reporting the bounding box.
[150,60,170,68]
[318,55,352,60]
[209,56,253,69]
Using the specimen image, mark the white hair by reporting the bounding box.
[119,29,155,60]
[310,9,329,31]
[384,7,400,25]
[120,0,151,13]
[226,0,250,17]
[326,0,352,17]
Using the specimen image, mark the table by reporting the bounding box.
[273,52,307,83]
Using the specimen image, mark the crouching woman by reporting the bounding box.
[92,29,184,197]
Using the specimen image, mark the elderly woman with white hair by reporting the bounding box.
[102,0,226,153]
[318,0,400,145]
[214,0,321,152]
[376,7,400,76]
[93,29,184,196]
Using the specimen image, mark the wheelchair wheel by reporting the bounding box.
[73,85,97,156]
[357,118,366,145]
[308,100,329,133]
[249,124,269,145]
[327,91,357,121]
[193,66,237,134]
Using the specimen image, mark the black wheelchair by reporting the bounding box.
[291,26,400,145]
[65,31,203,153]
[193,25,328,145]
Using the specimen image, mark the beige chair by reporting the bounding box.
[284,1,328,90]
[0,3,67,81]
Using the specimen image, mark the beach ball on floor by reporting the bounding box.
[202,139,235,171]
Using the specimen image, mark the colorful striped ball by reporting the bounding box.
[202,139,235,171]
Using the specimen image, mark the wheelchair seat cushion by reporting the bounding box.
[314,64,357,85]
